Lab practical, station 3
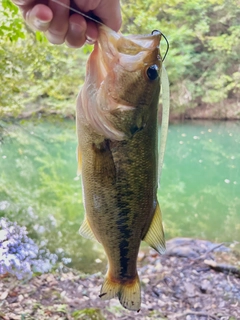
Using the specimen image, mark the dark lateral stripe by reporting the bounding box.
[116,212,131,278]
[110,139,136,279]
[115,183,133,278]
[119,238,130,277]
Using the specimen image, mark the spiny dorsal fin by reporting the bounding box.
[158,64,170,185]
[143,202,165,254]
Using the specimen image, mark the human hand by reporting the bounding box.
[12,0,122,47]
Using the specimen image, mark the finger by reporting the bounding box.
[12,0,35,6]
[65,14,87,48]
[85,20,98,44]
[25,3,53,32]
[74,0,122,32]
[93,0,122,31]
[45,0,70,44]
[73,0,101,13]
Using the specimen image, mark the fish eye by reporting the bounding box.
[146,64,159,81]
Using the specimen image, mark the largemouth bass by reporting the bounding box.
[77,26,168,311]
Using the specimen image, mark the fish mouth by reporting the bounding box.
[82,27,162,141]
[97,26,162,75]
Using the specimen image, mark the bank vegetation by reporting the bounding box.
[1,0,240,120]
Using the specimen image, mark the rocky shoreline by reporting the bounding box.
[0,238,239,320]
[172,101,240,121]
[2,98,240,122]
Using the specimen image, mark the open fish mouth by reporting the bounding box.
[97,25,162,75]
[81,26,164,141]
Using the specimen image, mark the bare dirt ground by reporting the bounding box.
[0,238,239,320]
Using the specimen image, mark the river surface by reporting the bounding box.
[0,119,239,272]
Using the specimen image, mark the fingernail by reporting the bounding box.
[86,36,96,44]
[34,18,51,30]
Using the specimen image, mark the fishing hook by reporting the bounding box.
[50,0,170,61]
[151,30,169,62]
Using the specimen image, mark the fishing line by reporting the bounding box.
[50,0,106,27]
[151,30,169,62]
[50,0,170,62]
[160,33,169,62]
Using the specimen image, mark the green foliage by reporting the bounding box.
[0,0,239,116]
[72,308,105,320]
[121,0,240,111]
[0,0,25,41]
[0,1,87,118]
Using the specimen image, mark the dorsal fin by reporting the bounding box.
[158,65,170,185]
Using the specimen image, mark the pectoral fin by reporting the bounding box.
[79,218,99,242]
[143,202,165,254]
[92,140,116,181]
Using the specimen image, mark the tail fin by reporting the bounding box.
[99,275,141,312]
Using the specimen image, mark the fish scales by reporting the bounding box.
[77,26,166,311]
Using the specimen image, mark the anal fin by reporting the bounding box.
[79,218,99,242]
[143,202,165,254]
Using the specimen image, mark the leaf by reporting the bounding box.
[82,44,93,54]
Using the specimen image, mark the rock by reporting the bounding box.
[18,294,24,302]
[166,238,230,259]
[200,279,211,293]
[184,282,197,297]
[0,290,8,300]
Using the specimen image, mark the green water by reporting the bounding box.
[0,119,239,272]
